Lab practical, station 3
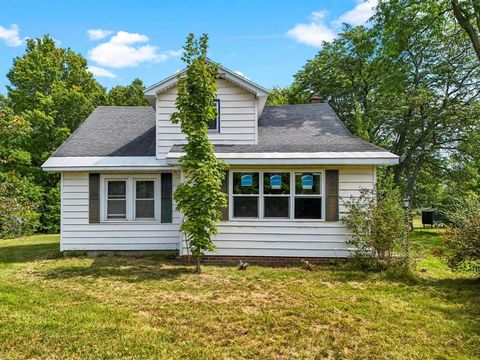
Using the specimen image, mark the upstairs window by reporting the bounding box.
[208,99,220,132]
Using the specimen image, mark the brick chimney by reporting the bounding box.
[309,95,322,104]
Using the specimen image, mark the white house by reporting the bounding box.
[42,62,399,263]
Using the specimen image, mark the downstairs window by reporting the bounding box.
[230,171,324,220]
[102,175,160,222]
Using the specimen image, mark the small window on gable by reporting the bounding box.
[208,99,220,132]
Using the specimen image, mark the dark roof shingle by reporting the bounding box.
[172,104,385,153]
[52,106,156,157]
[52,103,386,157]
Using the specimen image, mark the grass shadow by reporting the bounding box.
[41,256,193,283]
[0,242,62,264]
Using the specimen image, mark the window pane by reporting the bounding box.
[233,172,259,194]
[233,197,258,218]
[136,181,154,199]
[264,196,289,218]
[208,120,217,130]
[108,181,126,198]
[136,199,155,218]
[295,173,322,195]
[107,199,126,219]
[263,172,290,194]
[208,100,220,130]
[295,197,322,219]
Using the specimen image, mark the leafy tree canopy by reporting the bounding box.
[289,0,480,207]
[6,35,107,183]
[107,78,149,106]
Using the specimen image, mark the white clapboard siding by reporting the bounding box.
[179,166,376,258]
[61,166,375,257]
[61,172,181,251]
[338,166,375,219]
[156,79,256,159]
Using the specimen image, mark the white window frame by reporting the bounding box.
[100,174,161,223]
[105,179,128,220]
[231,172,260,219]
[293,171,324,220]
[262,171,291,219]
[229,169,325,222]
[134,178,159,221]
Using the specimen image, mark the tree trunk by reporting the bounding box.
[195,257,201,273]
[451,0,480,62]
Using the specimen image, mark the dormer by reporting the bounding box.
[144,60,269,160]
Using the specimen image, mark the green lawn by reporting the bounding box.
[0,230,478,359]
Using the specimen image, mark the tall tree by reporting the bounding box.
[5,35,107,231]
[376,0,480,200]
[291,2,480,206]
[0,105,32,175]
[6,35,107,184]
[107,78,149,106]
[171,34,227,273]
[293,26,384,143]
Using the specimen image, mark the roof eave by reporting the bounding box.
[42,156,178,172]
[166,151,399,166]
[144,60,269,99]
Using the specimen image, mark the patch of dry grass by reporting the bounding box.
[0,233,478,359]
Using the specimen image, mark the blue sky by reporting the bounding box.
[0,0,376,94]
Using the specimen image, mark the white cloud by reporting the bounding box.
[88,31,181,68]
[87,65,117,78]
[310,10,328,21]
[286,11,336,47]
[0,24,23,47]
[87,29,113,40]
[109,31,148,45]
[287,0,378,48]
[333,0,378,27]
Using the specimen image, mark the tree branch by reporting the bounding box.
[451,0,480,62]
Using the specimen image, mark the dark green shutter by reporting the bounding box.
[161,173,173,223]
[220,171,229,220]
[325,170,339,221]
[89,173,100,223]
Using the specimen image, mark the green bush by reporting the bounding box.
[0,173,41,238]
[342,184,410,271]
[443,197,480,273]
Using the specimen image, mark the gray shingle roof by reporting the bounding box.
[52,106,156,157]
[52,103,386,157]
[171,104,385,153]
